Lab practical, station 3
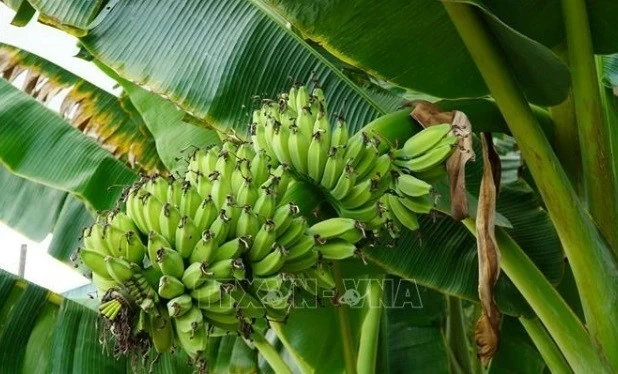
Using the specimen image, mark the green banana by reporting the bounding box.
[159,203,182,244]
[82,223,112,255]
[331,116,349,148]
[277,217,307,248]
[304,266,336,289]
[167,178,183,208]
[387,194,420,231]
[320,146,345,190]
[210,171,232,209]
[340,178,373,209]
[182,262,209,290]
[149,307,174,353]
[119,231,146,264]
[236,177,258,207]
[307,130,329,183]
[250,150,270,186]
[107,211,138,234]
[213,236,250,262]
[254,188,276,218]
[272,203,300,235]
[126,187,149,234]
[105,256,136,283]
[394,143,455,173]
[249,220,277,261]
[191,281,225,306]
[236,205,260,238]
[316,239,357,260]
[210,210,232,245]
[175,216,201,259]
[158,275,185,299]
[206,258,246,281]
[252,244,287,277]
[144,176,170,203]
[394,123,452,159]
[180,182,202,219]
[79,248,113,279]
[147,231,170,271]
[167,294,193,317]
[193,195,217,231]
[331,167,357,201]
[281,250,319,273]
[399,194,435,214]
[156,247,185,279]
[309,217,365,243]
[288,123,310,174]
[286,234,315,261]
[190,230,218,263]
[397,174,432,197]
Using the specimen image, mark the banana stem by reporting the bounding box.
[269,322,314,374]
[356,276,384,374]
[332,262,358,374]
[446,296,476,374]
[561,0,618,253]
[251,329,292,374]
[548,44,583,196]
[519,317,572,374]
[444,3,618,368]
[462,219,605,372]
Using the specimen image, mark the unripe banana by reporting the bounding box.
[252,244,287,277]
[182,262,209,290]
[236,177,258,207]
[233,289,265,319]
[249,220,277,261]
[210,171,232,209]
[210,210,231,245]
[254,188,276,218]
[203,310,239,328]
[250,116,269,155]
[144,176,170,203]
[167,178,183,209]
[99,299,123,320]
[316,239,358,260]
[394,143,455,173]
[277,217,307,248]
[399,194,434,214]
[180,182,202,220]
[126,187,149,234]
[193,196,217,231]
[236,142,255,161]
[157,247,185,279]
[394,123,452,159]
[190,230,218,263]
[321,147,345,190]
[82,223,112,255]
[354,145,380,181]
[343,133,367,166]
[103,225,125,257]
[250,150,271,186]
[159,203,182,244]
[107,211,138,234]
[340,178,373,209]
[167,294,193,317]
[251,273,287,293]
[195,173,212,198]
[207,258,246,281]
[174,308,207,360]
[216,143,236,178]
[236,205,260,238]
[287,86,298,113]
[288,123,310,174]
[120,231,146,264]
[105,256,136,283]
[147,231,171,272]
[191,280,225,306]
[142,193,164,234]
[295,86,311,115]
[149,307,174,353]
[287,234,315,261]
[363,153,391,182]
[175,215,201,259]
[397,174,432,197]
[337,201,381,223]
[79,248,113,279]
[307,130,329,183]
[331,167,357,201]
[331,116,349,148]
[203,292,236,315]
[387,194,420,231]
[271,115,292,165]
[281,249,319,273]
[223,195,240,236]
[273,203,300,235]
[414,164,448,184]
[312,87,327,113]
[309,217,366,243]
[158,275,185,299]
[213,236,250,262]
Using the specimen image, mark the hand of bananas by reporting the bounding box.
[77,85,460,371]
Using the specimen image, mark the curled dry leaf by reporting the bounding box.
[475,133,501,366]
[410,100,475,220]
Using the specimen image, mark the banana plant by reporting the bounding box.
[0,0,617,372]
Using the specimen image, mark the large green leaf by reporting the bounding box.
[0,270,260,373]
[263,0,569,106]
[480,0,618,54]
[0,165,94,261]
[77,0,404,135]
[0,77,137,211]
[366,177,563,317]
[0,43,164,173]
[27,0,104,31]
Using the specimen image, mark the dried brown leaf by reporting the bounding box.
[475,133,502,367]
[410,100,475,220]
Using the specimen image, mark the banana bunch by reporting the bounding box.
[250,86,460,237]
[77,140,364,368]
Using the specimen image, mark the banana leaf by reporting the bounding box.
[0,77,137,211]
[0,43,164,173]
